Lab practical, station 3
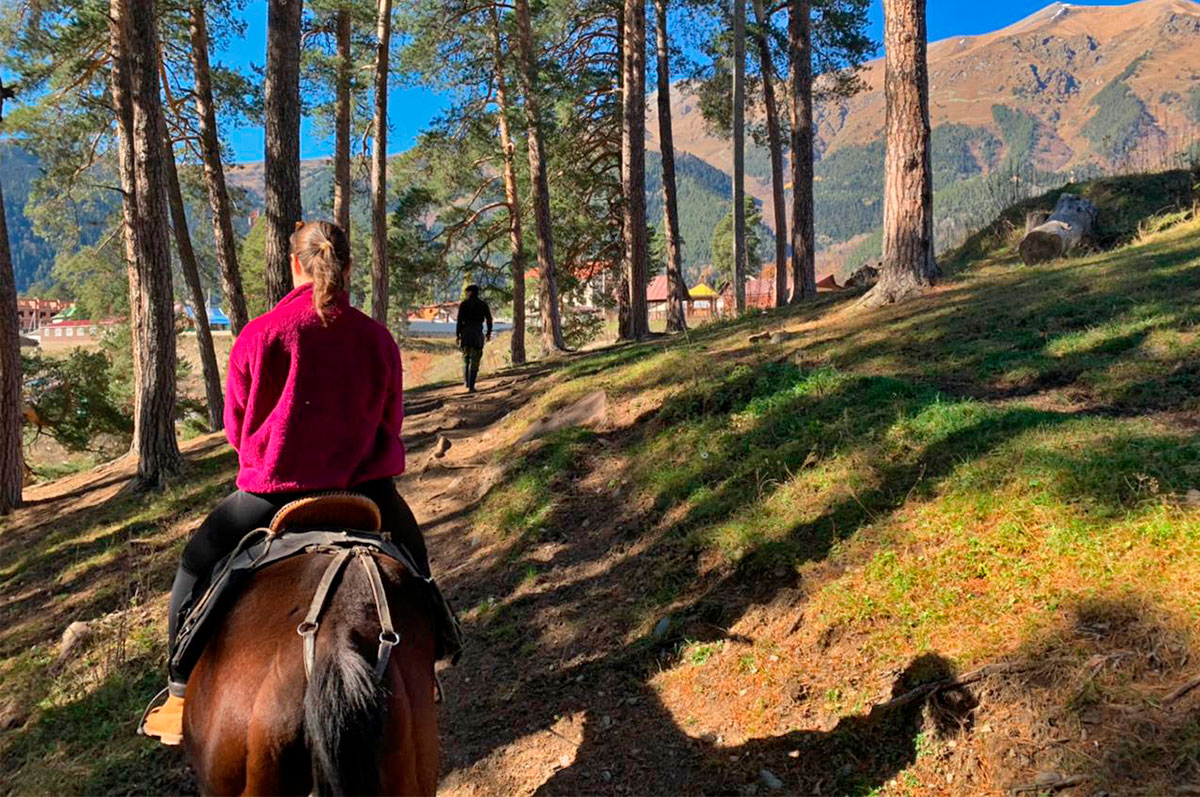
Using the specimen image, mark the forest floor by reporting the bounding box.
[3,176,1200,795]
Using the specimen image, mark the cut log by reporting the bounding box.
[1019,194,1097,265]
[1024,210,1049,236]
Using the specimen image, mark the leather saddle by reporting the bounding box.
[268,492,382,534]
[170,494,462,680]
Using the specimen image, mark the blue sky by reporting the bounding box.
[212,0,1145,163]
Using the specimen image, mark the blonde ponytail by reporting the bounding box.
[290,221,350,323]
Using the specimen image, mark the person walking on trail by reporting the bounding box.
[456,284,492,393]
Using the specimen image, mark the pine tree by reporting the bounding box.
[653,0,686,332]
[621,0,649,339]
[264,0,304,306]
[731,0,747,313]
[789,0,817,302]
[0,80,21,513]
[490,7,527,364]
[370,0,394,325]
[163,145,224,431]
[113,0,183,487]
[188,0,250,333]
[333,4,354,243]
[864,0,937,307]
[514,0,567,353]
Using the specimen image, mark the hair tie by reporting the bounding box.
[295,220,306,231]
[318,240,333,255]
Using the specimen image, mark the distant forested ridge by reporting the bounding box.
[2,144,56,293]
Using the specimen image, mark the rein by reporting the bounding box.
[298,547,400,683]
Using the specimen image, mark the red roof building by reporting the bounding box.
[646,274,691,303]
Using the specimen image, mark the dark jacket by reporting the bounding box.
[456,296,493,349]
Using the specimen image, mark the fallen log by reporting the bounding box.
[1019,194,1098,265]
[1023,210,1049,236]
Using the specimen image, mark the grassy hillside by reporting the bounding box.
[3,173,1200,794]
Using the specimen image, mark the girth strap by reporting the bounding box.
[356,550,399,681]
[297,549,354,680]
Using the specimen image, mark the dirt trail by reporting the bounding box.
[398,361,893,796]
[398,362,727,796]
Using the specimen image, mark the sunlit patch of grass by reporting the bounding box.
[685,640,724,667]
[476,427,597,544]
[1043,311,1172,358]
[811,416,1200,665]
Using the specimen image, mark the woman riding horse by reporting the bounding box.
[141,221,437,790]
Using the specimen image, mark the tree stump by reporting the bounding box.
[1019,194,1097,264]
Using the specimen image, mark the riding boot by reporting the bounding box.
[468,354,481,392]
[166,565,200,696]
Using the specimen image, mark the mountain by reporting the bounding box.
[648,0,1200,272]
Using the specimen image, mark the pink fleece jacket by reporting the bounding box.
[224,283,405,493]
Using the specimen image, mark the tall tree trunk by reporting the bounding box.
[163,147,224,431]
[0,180,21,513]
[1,87,22,514]
[333,5,352,244]
[513,0,567,354]
[264,0,303,306]
[654,0,686,332]
[732,0,747,312]
[110,1,143,433]
[189,0,249,333]
[370,0,392,325]
[615,5,631,341]
[123,0,182,486]
[491,9,526,365]
[622,0,649,339]
[751,0,788,307]
[788,0,816,301]
[865,0,937,307]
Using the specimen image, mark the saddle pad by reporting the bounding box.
[170,529,463,680]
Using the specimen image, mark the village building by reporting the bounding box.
[35,318,120,342]
[16,298,74,332]
[646,274,691,319]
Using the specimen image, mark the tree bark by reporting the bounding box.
[514,0,568,354]
[732,0,747,312]
[1018,195,1097,264]
[864,0,937,307]
[788,0,816,302]
[615,5,631,341]
[189,0,249,334]
[0,180,22,513]
[163,146,224,431]
[264,0,303,306]
[622,0,649,339]
[370,0,392,325]
[109,1,143,432]
[333,5,353,245]
[491,9,526,365]
[123,0,183,486]
[654,0,687,332]
[751,0,788,308]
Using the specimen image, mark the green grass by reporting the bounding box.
[4,170,1200,794]
[468,184,1200,791]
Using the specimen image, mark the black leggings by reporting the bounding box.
[166,478,427,690]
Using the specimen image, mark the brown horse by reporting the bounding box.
[183,550,438,795]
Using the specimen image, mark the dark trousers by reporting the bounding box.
[166,478,427,690]
[462,346,483,391]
